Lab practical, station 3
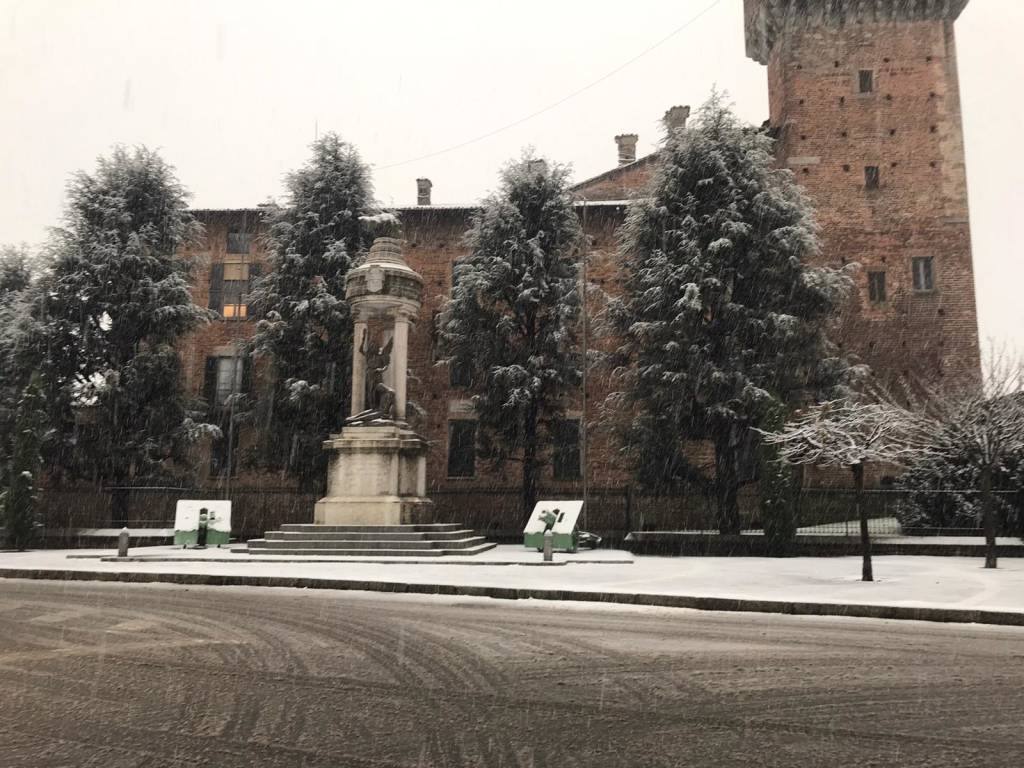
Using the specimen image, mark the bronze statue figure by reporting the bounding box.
[347,329,397,424]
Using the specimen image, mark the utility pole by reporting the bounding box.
[577,196,589,530]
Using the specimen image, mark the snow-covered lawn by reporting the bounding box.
[1,545,1023,615]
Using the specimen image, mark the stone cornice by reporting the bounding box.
[744,0,971,64]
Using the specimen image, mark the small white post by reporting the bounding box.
[543,529,554,562]
[117,527,130,558]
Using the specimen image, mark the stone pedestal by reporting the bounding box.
[314,424,433,525]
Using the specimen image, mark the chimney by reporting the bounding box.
[663,105,691,134]
[416,178,432,206]
[614,134,638,166]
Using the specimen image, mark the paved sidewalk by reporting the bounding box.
[3,545,1024,626]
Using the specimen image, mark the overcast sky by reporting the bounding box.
[2,0,1020,357]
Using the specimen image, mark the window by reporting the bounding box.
[222,256,250,319]
[449,359,473,388]
[203,355,248,409]
[864,166,880,190]
[912,257,934,291]
[203,355,248,475]
[214,356,245,406]
[447,420,477,478]
[858,69,874,93]
[552,418,582,481]
[868,271,887,303]
[209,257,261,319]
[227,231,252,254]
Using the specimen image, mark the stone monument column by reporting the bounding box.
[392,312,411,421]
[313,236,433,526]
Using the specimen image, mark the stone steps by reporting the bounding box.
[265,529,474,542]
[243,542,496,558]
[246,522,494,557]
[249,536,486,551]
[280,523,463,534]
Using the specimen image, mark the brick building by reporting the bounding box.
[181,1,980,522]
[744,0,979,386]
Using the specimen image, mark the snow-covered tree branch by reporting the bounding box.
[760,397,931,581]
[904,353,1024,567]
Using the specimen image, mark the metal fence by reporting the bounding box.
[35,484,1023,544]
[37,486,318,541]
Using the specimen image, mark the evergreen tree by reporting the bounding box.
[437,153,582,518]
[247,133,374,490]
[0,245,36,422]
[0,246,42,527]
[0,245,33,297]
[39,146,211,487]
[3,373,47,550]
[609,93,854,534]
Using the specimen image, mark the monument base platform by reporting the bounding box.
[313,496,434,526]
[313,423,432,526]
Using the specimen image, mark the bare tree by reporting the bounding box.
[761,400,931,581]
[912,356,1024,569]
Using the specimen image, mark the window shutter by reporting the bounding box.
[208,263,224,313]
[246,263,262,315]
[553,419,582,480]
[202,357,218,409]
[447,420,477,478]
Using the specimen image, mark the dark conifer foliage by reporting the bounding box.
[437,153,583,517]
[2,373,47,550]
[247,133,374,490]
[37,146,211,486]
[609,93,855,534]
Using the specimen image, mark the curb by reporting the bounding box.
[624,533,1024,558]
[84,556,631,566]
[2,567,1022,628]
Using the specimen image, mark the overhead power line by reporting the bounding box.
[374,0,724,170]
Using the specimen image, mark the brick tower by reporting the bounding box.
[744,0,980,386]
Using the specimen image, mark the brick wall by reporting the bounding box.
[178,209,271,488]
[398,204,636,495]
[754,2,980,387]
[570,155,657,202]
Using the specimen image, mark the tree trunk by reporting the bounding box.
[853,462,872,582]
[980,463,997,569]
[522,401,540,521]
[714,435,741,536]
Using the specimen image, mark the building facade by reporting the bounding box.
[180,1,980,521]
[744,0,979,384]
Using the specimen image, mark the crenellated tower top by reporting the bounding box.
[744,0,970,64]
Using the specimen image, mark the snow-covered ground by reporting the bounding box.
[2,545,1023,615]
